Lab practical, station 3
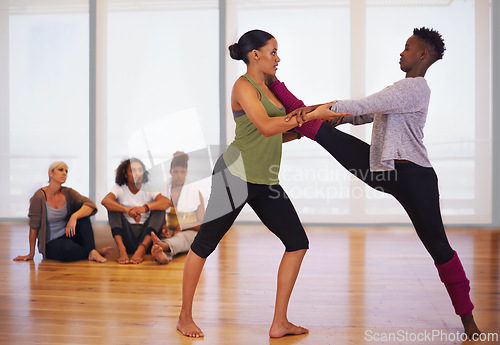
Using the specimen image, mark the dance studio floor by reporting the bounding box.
[1,222,499,345]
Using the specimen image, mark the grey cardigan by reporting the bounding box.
[28,187,97,257]
[332,77,432,171]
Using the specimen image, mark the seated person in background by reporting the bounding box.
[150,152,205,264]
[101,157,172,264]
[14,161,111,263]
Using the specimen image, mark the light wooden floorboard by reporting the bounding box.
[1,222,499,345]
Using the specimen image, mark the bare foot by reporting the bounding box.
[177,316,204,338]
[97,246,113,257]
[151,231,162,244]
[117,252,130,264]
[151,231,169,251]
[88,249,107,263]
[130,245,145,264]
[269,320,309,338]
[462,314,481,339]
[151,244,169,264]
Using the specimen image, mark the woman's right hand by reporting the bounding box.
[308,102,351,121]
[13,253,34,261]
[127,207,141,223]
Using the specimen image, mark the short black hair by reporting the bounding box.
[115,157,149,186]
[413,27,445,61]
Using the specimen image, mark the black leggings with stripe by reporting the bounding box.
[315,123,454,265]
[190,156,309,259]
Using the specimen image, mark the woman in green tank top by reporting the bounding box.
[176,30,342,339]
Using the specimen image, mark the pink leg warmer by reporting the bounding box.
[294,119,323,140]
[435,251,474,317]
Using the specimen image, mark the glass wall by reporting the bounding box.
[228,0,493,224]
[1,0,494,225]
[2,1,89,218]
[94,0,219,220]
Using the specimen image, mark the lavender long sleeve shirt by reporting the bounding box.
[331,77,432,171]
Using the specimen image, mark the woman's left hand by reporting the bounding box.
[285,106,316,126]
[13,253,34,261]
[66,216,77,237]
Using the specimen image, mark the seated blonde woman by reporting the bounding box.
[151,152,205,264]
[14,161,111,263]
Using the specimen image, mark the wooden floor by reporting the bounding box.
[1,222,499,345]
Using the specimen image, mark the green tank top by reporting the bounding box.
[223,74,286,185]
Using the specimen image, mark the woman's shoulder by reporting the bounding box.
[396,77,428,87]
[61,186,77,194]
[233,75,252,89]
[233,75,260,99]
[392,77,429,94]
[31,188,45,200]
[61,187,87,201]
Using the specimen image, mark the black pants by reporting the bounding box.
[191,156,309,259]
[315,123,454,265]
[45,216,96,262]
[108,210,164,254]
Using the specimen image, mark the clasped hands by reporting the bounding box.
[127,205,148,223]
[262,74,350,126]
[285,102,351,126]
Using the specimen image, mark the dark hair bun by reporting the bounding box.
[171,151,189,169]
[228,43,241,60]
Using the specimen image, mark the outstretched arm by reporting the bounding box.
[335,114,374,126]
[232,77,337,137]
[269,79,371,126]
[331,79,428,117]
[13,228,38,261]
[269,79,346,139]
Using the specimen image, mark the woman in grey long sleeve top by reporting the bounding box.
[269,27,481,339]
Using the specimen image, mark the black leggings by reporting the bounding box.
[45,216,96,261]
[315,123,454,265]
[191,156,309,259]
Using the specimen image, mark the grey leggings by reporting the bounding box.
[108,210,165,253]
